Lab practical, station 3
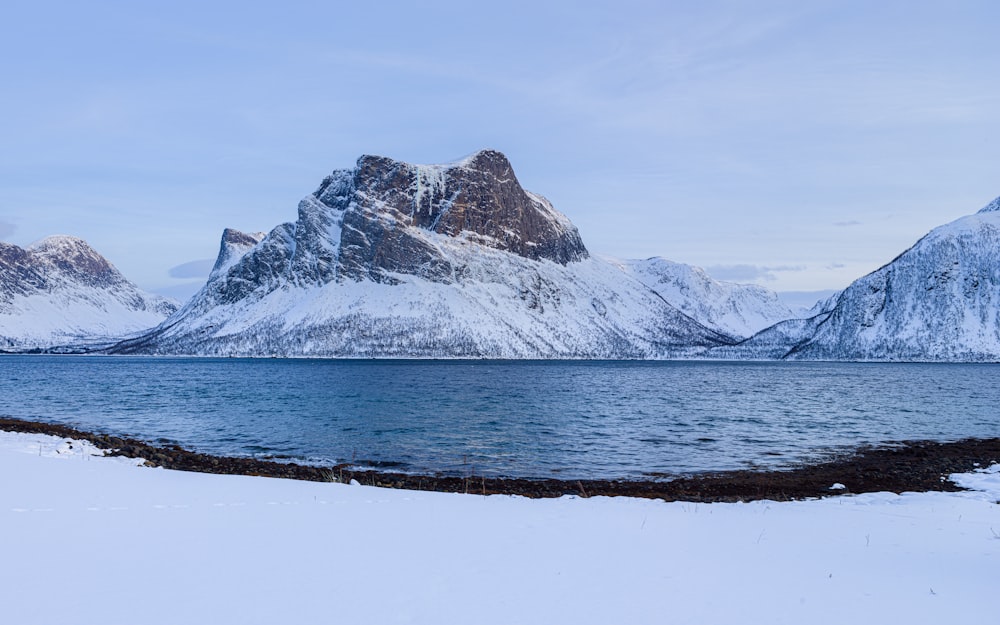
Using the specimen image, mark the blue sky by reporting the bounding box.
[2,0,998,303]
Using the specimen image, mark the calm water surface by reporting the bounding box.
[1,356,997,478]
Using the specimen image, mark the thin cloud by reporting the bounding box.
[705,264,805,282]
[168,259,215,279]
[826,262,846,270]
[834,220,862,227]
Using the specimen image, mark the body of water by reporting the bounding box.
[1,356,997,478]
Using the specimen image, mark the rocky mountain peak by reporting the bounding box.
[28,235,116,278]
[326,150,588,283]
[221,228,266,248]
[459,149,515,177]
[194,151,594,310]
[0,241,30,266]
[212,228,266,277]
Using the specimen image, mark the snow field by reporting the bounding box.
[2,430,998,624]
[0,287,171,347]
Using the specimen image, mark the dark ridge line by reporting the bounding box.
[2,416,999,502]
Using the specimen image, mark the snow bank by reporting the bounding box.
[2,431,997,624]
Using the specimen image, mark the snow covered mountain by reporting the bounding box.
[616,257,796,339]
[717,196,1000,361]
[112,150,747,357]
[0,236,178,349]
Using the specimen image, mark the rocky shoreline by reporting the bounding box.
[3,416,999,502]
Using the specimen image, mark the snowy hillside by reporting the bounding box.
[0,236,177,349]
[617,257,796,339]
[113,150,746,357]
[719,196,1000,361]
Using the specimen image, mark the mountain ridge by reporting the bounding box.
[8,153,992,361]
[0,235,178,349]
[111,150,760,357]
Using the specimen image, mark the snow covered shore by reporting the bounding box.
[2,430,998,624]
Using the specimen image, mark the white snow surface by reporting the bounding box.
[0,287,173,348]
[152,245,722,357]
[2,429,997,625]
[137,217,739,357]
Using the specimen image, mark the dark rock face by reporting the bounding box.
[210,223,297,303]
[0,242,48,303]
[320,149,588,284]
[221,228,266,249]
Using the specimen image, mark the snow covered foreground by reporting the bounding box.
[2,431,997,625]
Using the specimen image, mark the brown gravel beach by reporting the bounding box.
[3,416,999,502]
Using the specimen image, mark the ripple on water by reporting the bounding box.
[1,357,999,479]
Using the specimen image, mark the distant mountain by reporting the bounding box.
[775,289,842,318]
[0,236,178,350]
[617,257,796,339]
[112,150,766,357]
[716,196,1000,361]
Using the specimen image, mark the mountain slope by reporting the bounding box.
[0,236,178,349]
[616,257,796,339]
[719,196,1000,361]
[113,150,735,357]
